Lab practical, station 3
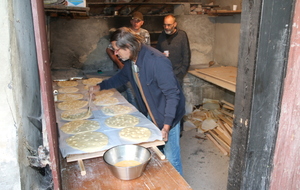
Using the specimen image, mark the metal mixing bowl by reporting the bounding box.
[103,144,151,180]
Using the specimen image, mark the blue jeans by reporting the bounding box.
[161,122,183,175]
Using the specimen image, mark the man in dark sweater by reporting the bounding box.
[90,27,185,175]
[156,15,191,85]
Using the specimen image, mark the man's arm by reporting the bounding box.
[181,31,191,75]
[106,48,124,69]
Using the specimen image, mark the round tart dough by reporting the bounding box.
[66,131,108,152]
[61,109,92,121]
[58,87,79,93]
[82,78,103,86]
[119,127,151,142]
[93,96,118,106]
[60,120,100,134]
[94,89,114,97]
[105,114,139,128]
[101,105,132,115]
[57,81,78,87]
[57,93,84,101]
[58,100,88,110]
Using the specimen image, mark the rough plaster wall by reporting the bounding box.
[50,15,215,71]
[177,15,215,66]
[50,18,111,71]
[214,15,241,66]
[0,0,46,189]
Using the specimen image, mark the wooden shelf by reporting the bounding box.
[86,2,191,5]
[44,5,90,18]
[207,10,242,16]
[188,66,237,92]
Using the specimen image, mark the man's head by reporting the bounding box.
[130,11,144,32]
[110,27,143,61]
[163,15,177,35]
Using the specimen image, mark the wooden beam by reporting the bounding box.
[228,0,295,189]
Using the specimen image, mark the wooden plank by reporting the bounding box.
[189,67,236,92]
[221,99,235,109]
[209,131,231,153]
[195,66,237,85]
[151,146,166,160]
[77,160,86,176]
[223,104,235,111]
[219,109,234,118]
[61,149,192,190]
[206,134,228,156]
[223,123,233,134]
[67,140,165,162]
[214,111,233,127]
[214,126,231,145]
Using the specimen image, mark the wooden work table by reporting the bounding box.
[189,66,237,92]
[60,149,192,190]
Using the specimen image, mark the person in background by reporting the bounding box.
[90,27,185,175]
[106,11,150,109]
[156,15,191,85]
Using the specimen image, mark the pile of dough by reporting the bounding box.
[58,87,79,93]
[105,114,139,128]
[119,127,151,142]
[66,131,108,152]
[57,93,83,101]
[57,81,78,87]
[58,100,88,110]
[60,120,100,134]
[101,105,132,115]
[61,109,92,121]
[93,96,118,106]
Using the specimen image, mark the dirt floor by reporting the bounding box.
[180,128,229,190]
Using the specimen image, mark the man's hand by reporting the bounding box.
[89,85,100,94]
[161,124,171,142]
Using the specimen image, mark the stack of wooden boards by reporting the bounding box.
[185,99,234,156]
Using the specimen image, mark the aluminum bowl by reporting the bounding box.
[103,144,151,180]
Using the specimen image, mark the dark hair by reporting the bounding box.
[110,27,142,60]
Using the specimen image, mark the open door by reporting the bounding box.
[31,0,61,189]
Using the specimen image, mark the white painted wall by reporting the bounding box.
[0,0,47,189]
[0,0,21,189]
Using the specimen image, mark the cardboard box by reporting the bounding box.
[66,0,86,7]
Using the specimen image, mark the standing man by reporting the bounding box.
[90,27,185,175]
[106,11,150,109]
[107,11,150,67]
[156,15,191,85]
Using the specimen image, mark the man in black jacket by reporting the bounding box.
[156,15,191,85]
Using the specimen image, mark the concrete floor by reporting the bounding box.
[180,128,229,190]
